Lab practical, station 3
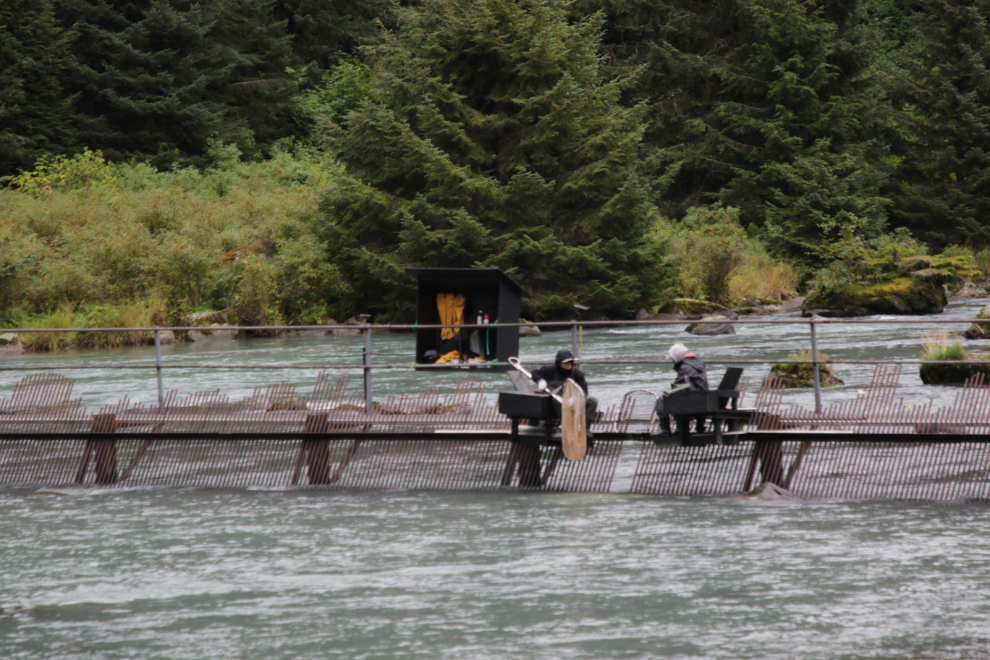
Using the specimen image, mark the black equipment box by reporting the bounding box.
[663,391,722,415]
[498,392,553,419]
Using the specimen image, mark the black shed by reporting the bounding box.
[405,268,528,371]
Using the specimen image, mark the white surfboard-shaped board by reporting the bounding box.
[561,379,587,462]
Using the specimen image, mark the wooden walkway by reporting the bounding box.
[2,369,990,499]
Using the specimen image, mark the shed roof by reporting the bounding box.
[404,268,529,298]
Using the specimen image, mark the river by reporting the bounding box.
[2,300,990,659]
[2,297,990,411]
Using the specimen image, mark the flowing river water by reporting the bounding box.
[2,299,990,658]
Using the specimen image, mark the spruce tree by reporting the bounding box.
[54,0,296,166]
[273,0,392,72]
[576,0,890,262]
[320,0,672,320]
[0,0,77,175]
[885,0,990,249]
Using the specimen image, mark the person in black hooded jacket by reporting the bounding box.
[653,342,708,437]
[531,348,598,422]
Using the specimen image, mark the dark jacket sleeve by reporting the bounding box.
[531,364,555,383]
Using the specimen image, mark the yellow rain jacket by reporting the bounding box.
[436,293,465,340]
[434,349,461,365]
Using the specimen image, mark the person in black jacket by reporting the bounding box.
[653,343,709,437]
[531,348,598,422]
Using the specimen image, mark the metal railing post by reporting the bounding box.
[810,318,822,414]
[154,326,164,411]
[572,323,578,359]
[363,327,373,414]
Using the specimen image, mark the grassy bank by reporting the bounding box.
[11,149,984,352]
[1,149,344,331]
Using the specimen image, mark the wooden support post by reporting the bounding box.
[76,414,118,485]
[743,439,785,491]
[291,414,332,486]
[304,413,331,485]
[516,444,543,487]
[783,440,811,489]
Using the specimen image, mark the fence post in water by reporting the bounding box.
[809,318,822,413]
[363,327,373,414]
[154,326,164,411]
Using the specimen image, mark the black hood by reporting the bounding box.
[555,349,574,366]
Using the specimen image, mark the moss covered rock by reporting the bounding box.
[919,362,990,385]
[802,277,947,317]
[769,362,844,388]
[685,316,736,335]
[964,304,990,340]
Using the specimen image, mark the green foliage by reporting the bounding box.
[579,0,890,261]
[662,203,799,304]
[321,0,675,320]
[884,0,990,249]
[922,343,968,362]
[75,303,160,349]
[20,306,76,352]
[0,148,344,326]
[663,205,747,303]
[273,0,393,72]
[0,0,77,175]
[810,225,977,296]
[298,57,378,133]
[54,0,297,167]
[5,150,117,194]
[974,248,990,279]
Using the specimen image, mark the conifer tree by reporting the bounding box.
[0,0,77,175]
[54,0,296,166]
[576,0,890,262]
[885,0,990,248]
[273,0,392,72]
[319,0,672,320]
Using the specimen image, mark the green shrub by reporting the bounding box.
[663,204,797,304]
[0,147,341,326]
[21,306,76,351]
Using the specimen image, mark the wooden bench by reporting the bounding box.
[660,367,754,446]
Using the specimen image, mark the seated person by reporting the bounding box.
[531,349,599,423]
[654,343,709,437]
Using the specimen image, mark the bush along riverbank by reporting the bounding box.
[802,231,979,317]
[3,150,989,353]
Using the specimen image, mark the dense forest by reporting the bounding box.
[2,0,990,330]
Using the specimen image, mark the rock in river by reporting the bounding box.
[519,324,542,338]
[685,315,736,336]
[964,304,990,340]
[189,324,237,343]
[0,333,24,356]
[802,277,947,317]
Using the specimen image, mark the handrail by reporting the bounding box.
[0,315,987,333]
[3,314,988,413]
[1,358,988,371]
